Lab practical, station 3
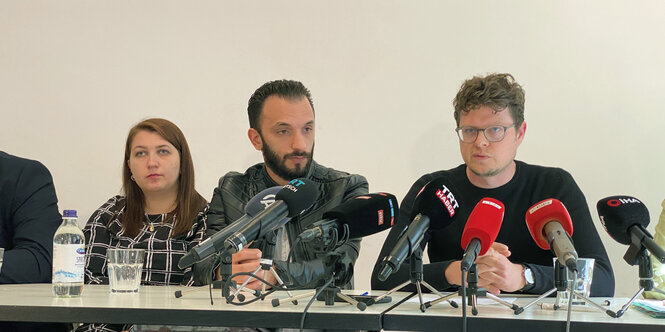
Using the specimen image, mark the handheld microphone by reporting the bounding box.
[525,198,578,271]
[597,196,665,263]
[377,177,460,281]
[224,178,319,254]
[298,193,398,242]
[177,186,285,269]
[460,198,505,271]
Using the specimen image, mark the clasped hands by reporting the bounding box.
[444,242,526,295]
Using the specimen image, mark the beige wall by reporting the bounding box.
[2,1,664,297]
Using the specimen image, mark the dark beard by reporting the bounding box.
[262,141,314,182]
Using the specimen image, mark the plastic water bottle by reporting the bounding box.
[52,209,85,297]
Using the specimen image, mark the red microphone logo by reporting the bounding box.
[435,184,459,218]
[606,197,641,207]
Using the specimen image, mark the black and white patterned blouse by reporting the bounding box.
[83,195,208,287]
[77,196,209,332]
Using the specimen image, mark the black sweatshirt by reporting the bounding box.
[372,160,615,296]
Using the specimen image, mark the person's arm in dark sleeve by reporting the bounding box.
[371,173,456,292]
[0,160,61,284]
[274,174,369,288]
[561,173,614,297]
[527,171,615,296]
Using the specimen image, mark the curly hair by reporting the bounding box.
[453,73,525,126]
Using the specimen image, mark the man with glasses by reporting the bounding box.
[372,73,615,296]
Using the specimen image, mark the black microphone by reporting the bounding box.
[177,186,285,269]
[224,178,319,254]
[298,193,398,242]
[597,196,665,263]
[377,176,460,281]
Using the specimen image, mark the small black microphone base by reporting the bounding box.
[612,243,665,318]
[271,252,366,311]
[227,229,297,304]
[458,264,519,316]
[372,247,458,312]
[514,260,613,317]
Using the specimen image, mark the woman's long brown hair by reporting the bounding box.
[121,118,206,237]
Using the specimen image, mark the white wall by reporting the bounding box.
[1,1,664,297]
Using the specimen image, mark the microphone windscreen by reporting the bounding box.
[525,198,573,250]
[321,192,398,238]
[460,198,504,255]
[412,176,461,230]
[245,186,284,216]
[276,178,319,217]
[596,195,650,245]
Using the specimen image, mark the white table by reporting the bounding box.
[2,284,664,331]
[0,284,388,330]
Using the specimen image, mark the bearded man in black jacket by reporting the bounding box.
[194,80,368,289]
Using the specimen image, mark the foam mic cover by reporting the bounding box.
[177,186,285,269]
[275,178,319,217]
[460,198,505,255]
[321,193,398,238]
[525,198,573,250]
[411,176,460,230]
[596,195,650,245]
[246,186,284,215]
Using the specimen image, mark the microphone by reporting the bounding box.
[460,198,505,271]
[177,186,285,269]
[377,177,460,281]
[298,193,398,242]
[597,196,665,263]
[224,178,319,254]
[525,198,578,271]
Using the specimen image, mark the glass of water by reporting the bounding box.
[554,258,595,306]
[0,248,4,273]
[107,248,145,293]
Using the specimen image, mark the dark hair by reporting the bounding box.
[247,79,314,131]
[122,118,206,237]
[453,73,525,126]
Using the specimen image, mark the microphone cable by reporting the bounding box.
[299,275,334,332]
[285,237,300,287]
[223,270,330,305]
[283,227,349,289]
[461,269,467,332]
[223,271,316,305]
[564,270,575,332]
[222,270,336,332]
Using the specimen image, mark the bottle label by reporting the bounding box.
[53,244,85,283]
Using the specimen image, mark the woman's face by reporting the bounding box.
[127,130,181,197]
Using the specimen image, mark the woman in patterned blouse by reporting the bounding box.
[78,118,208,332]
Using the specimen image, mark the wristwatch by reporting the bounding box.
[521,265,535,291]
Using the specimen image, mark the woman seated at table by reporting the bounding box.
[78,118,208,332]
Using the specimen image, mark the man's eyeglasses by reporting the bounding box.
[455,125,515,143]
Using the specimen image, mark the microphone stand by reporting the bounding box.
[218,250,246,300]
[374,247,458,312]
[227,229,297,304]
[613,243,665,318]
[271,251,367,311]
[461,263,519,315]
[514,260,613,317]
